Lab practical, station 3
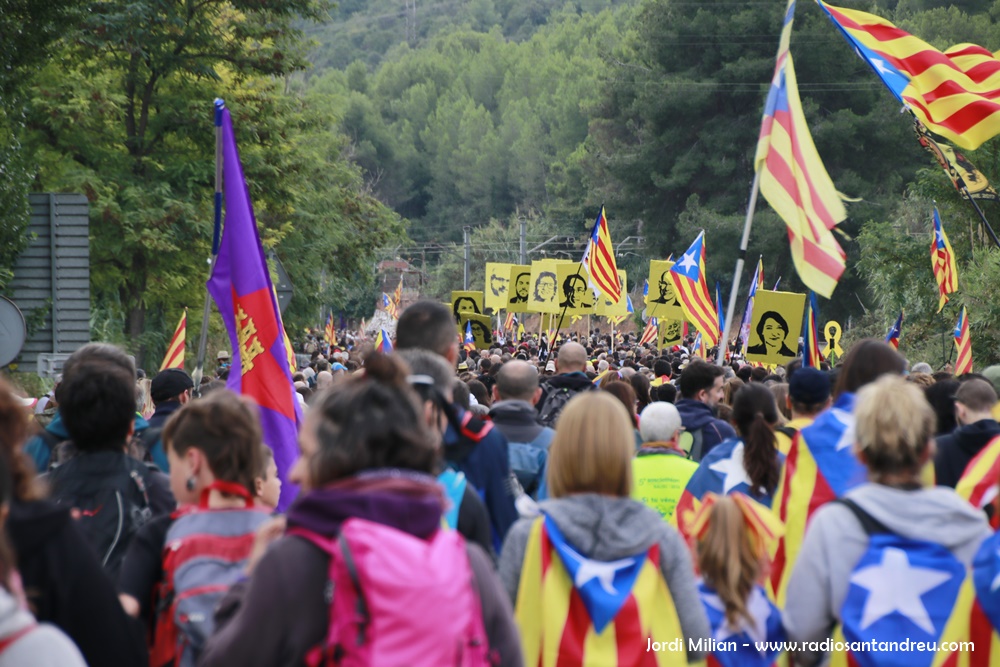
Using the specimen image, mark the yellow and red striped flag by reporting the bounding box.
[932,207,959,313]
[956,435,1000,530]
[159,310,186,371]
[324,313,335,346]
[668,232,720,346]
[638,317,658,346]
[955,306,973,375]
[756,0,847,298]
[803,292,824,369]
[392,275,403,312]
[818,1,1000,151]
[581,206,622,304]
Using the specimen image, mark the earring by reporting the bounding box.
[186,477,196,492]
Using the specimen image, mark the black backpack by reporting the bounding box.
[47,451,154,578]
[537,387,576,428]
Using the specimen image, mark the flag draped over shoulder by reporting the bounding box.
[956,436,1000,530]
[159,310,186,371]
[932,208,959,313]
[669,232,720,346]
[884,312,903,349]
[818,1,1000,151]
[582,206,622,304]
[955,306,973,375]
[207,107,302,512]
[770,393,867,604]
[755,0,847,298]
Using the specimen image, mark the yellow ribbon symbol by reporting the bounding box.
[823,321,844,359]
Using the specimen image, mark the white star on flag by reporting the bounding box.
[831,408,856,451]
[849,547,953,635]
[564,550,636,595]
[678,251,698,273]
[709,442,752,494]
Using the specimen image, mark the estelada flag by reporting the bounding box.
[956,435,1000,529]
[931,207,959,313]
[207,106,301,512]
[159,310,186,371]
[770,393,867,605]
[514,515,685,667]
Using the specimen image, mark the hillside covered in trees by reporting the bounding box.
[301,0,1000,365]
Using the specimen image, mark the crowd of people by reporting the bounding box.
[0,299,999,665]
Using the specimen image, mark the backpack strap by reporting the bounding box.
[776,425,799,440]
[836,498,891,535]
[338,533,369,646]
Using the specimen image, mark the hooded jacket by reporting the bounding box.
[934,418,1000,488]
[489,400,551,445]
[498,494,710,662]
[0,586,86,667]
[784,483,991,665]
[7,499,148,667]
[23,413,70,473]
[201,472,523,667]
[673,399,735,459]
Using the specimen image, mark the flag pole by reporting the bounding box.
[718,171,762,365]
[192,98,226,395]
[959,182,1000,250]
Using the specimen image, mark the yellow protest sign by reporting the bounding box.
[745,291,806,366]
[556,263,597,315]
[658,319,684,350]
[596,270,628,317]
[506,264,532,313]
[529,260,560,314]
[823,321,843,359]
[647,260,684,320]
[459,313,493,350]
[484,263,514,313]
[450,291,484,323]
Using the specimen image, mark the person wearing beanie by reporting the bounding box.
[141,368,195,472]
[774,367,832,455]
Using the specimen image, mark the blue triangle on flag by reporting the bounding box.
[543,515,644,633]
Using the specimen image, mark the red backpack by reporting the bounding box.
[150,482,270,667]
[288,517,495,666]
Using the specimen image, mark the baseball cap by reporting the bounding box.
[788,367,831,405]
[151,368,195,403]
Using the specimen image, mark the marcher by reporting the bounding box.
[201,354,522,666]
[499,391,709,666]
[631,401,698,521]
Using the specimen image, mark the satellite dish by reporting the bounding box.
[0,297,27,367]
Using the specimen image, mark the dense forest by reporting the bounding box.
[4,0,1000,366]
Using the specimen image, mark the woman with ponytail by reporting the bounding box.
[676,385,784,536]
[689,493,786,667]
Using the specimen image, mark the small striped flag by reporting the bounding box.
[159,311,187,371]
[581,206,621,304]
[383,293,397,319]
[669,232,720,347]
[374,328,393,354]
[931,207,958,313]
[324,313,335,345]
[803,292,824,368]
[639,317,658,346]
[463,321,476,352]
[884,311,903,349]
[955,306,973,375]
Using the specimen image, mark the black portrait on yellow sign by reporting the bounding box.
[460,313,493,350]
[529,260,560,314]
[451,291,484,323]
[506,264,532,313]
[647,260,684,320]
[556,263,596,314]
[745,290,805,365]
[658,319,684,349]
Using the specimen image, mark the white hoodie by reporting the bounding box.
[0,586,85,667]
[783,483,991,666]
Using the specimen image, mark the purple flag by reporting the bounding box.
[207,108,302,511]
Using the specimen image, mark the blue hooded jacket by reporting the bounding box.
[674,399,735,460]
[24,412,151,473]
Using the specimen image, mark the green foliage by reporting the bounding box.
[20,0,406,367]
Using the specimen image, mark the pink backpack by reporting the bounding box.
[288,518,495,667]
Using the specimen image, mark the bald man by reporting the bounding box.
[536,341,597,427]
[490,360,554,498]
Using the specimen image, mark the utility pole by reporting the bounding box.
[463,225,471,290]
[519,217,527,265]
